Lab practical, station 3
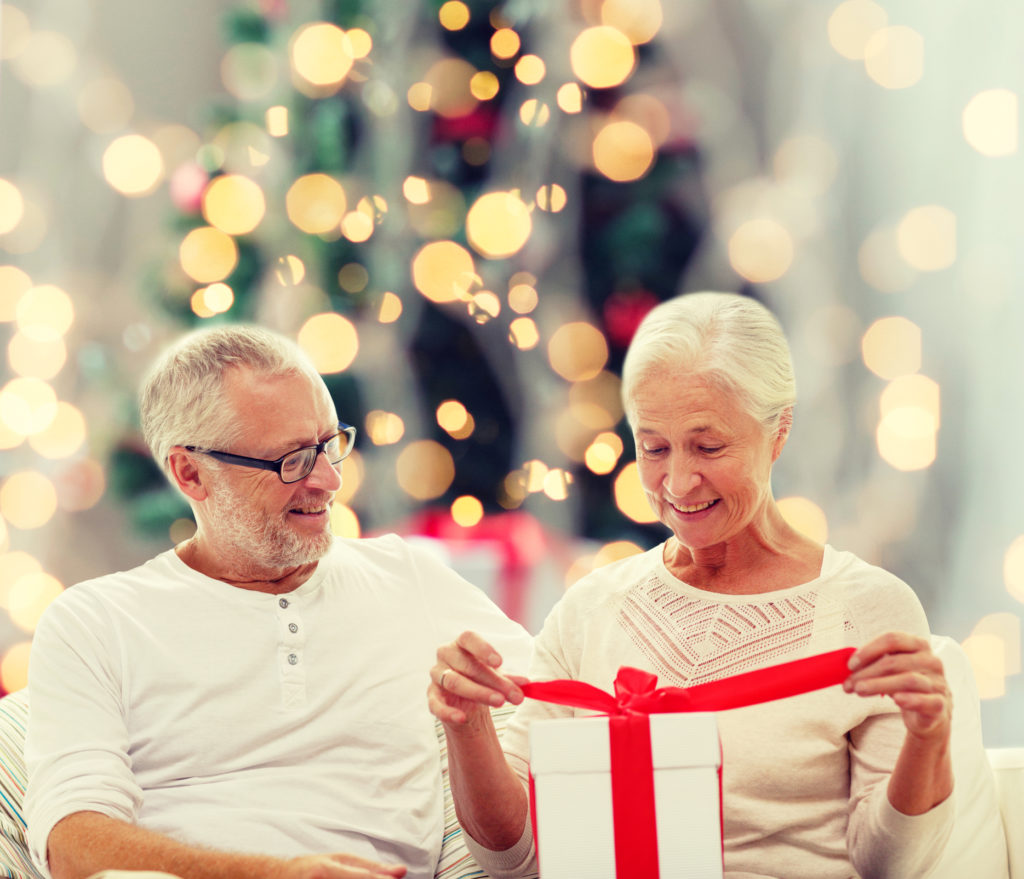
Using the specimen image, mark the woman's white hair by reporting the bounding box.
[621,291,796,432]
[140,324,319,474]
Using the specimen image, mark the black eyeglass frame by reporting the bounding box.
[185,422,356,484]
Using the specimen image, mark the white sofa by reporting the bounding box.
[0,636,1018,878]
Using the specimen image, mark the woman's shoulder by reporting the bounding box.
[559,543,664,608]
[819,544,929,629]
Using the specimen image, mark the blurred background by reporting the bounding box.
[1,0,1022,745]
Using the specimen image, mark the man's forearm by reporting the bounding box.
[444,716,528,851]
[47,811,287,879]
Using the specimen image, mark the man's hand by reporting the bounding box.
[844,631,952,741]
[428,631,529,728]
[282,853,406,878]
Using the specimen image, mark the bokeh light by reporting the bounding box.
[11,30,76,88]
[592,120,654,182]
[570,26,635,89]
[519,99,550,127]
[613,462,658,523]
[56,458,106,512]
[470,71,500,101]
[0,471,58,529]
[102,135,164,197]
[827,0,887,61]
[266,105,289,137]
[858,225,918,293]
[28,402,87,459]
[179,227,238,283]
[290,22,354,93]
[548,322,609,381]
[439,1,471,30]
[0,642,32,693]
[727,219,794,283]
[202,174,266,235]
[8,571,63,631]
[396,440,455,500]
[962,633,1007,699]
[1004,535,1024,604]
[16,285,73,342]
[535,184,567,212]
[451,495,484,527]
[466,191,532,259]
[601,0,663,45]
[366,411,405,445]
[585,431,624,475]
[556,83,583,114]
[330,503,361,539]
[509,317,540,350]
[897,205,956,272]
[508,283,538,314]
[8,332,67,380]
[297,313,358,373]
[963,89,1018,157]
[777,496,829,543]
[0,377,57,436]
[876,408,936,471]
[863,26,924,90]
[490,28,520,60]
[412,240,476,303]
[515,54,546,85]
[0,265,32,321]
[286,173,347,234]
[0,179,25,235]
[424,58,478,118]
[378,292,403,323]
[861,316,921,379]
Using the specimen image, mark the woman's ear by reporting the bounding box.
[167,447,209,502]
[771,407,793,461]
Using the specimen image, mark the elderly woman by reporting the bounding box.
[429,292,954,879]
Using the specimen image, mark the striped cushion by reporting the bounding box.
[434,705,516,879]
[0,690,43,879]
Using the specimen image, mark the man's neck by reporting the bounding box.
[174,539,320,595]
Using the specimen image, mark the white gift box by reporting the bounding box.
[530,712,724,879]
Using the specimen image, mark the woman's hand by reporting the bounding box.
[844,631,952,741]
[428,630,529,727]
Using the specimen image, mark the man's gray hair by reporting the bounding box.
[140,324,319,473]
[621,291,796,431]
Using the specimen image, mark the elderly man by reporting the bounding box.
[25,325,532,879]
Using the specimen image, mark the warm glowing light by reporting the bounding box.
[508,284,538,314]
[1004,536,1024,604]
[570,371,623,426]
[592,120,654,182]
[221,43,277,102]
[286,174,347,235]
[274,255,306,286]
[519,99,550,127]
[0,642,32,693]
[470,71,500,101]
[777,496,828,543]
[0,5,30,61]
[466,191,532,259]
[396,440,455,500]
[403,176,431,204]
[329,503,360,539]
[16,284,74,341]
[336,452,364,505]
[0,265,31,321]
[8,332,66,380]
[880,374,939,429]
[963,90,1018,157]
[897,205,956,272]
[366,410,405,445]
[613,94,670,147]
[202,174,266,235]
[11,30,76,87]
[346,29,372,59]
[509,318,540,350]
[378,292,402,323]
[523,460,549,493]
[337,263,369,293]
[971,613,1021,676]
[0,179,25,234]
[773,134,839,194]
[515,54,546,85]
[876,409,936,471]
[439,1,471,30]
[297,313,358,373]
[8,571,63,630]
[535,184,567,212]
[407,82,432,112]
[56,458,106,512]
[861,316,921,379]
[491,28,521,60]
[0,471,58,529]
[412,240,477,303]
[266,105,289,137]
[341,211,374,242]
[0,377,57,436]
[727,219,794,284]
[548,322,609,381]
[614,462,658,523]
[585,432,624,474]
[102,135,164,197]
[594,540,644,568]
[28,401,87,459]
[543,468,571,501]
[858,226,917,293]
[556,83,584,114]
[827,0,887,60]
[962,634,1007,699]
[424,58,478,118]
[290,23,354,90]
[864,26,923,90]
[570,26,636,89]
[469,291,501,324]
[437,400,470,434]
[601,0,662,45]
[451,495,484,527]
[203,283,235,314]
[179,227,238,283]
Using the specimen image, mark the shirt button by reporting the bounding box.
[288,623,298,633]
[279,598,289,609]
[287,653,298,665]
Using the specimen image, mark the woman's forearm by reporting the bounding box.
[886,733,953,815]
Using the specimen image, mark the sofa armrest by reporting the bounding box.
[988,748,1024,879]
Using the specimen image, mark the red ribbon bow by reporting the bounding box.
[523,648,856,879]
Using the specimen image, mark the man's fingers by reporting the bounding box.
[454,630,504,666]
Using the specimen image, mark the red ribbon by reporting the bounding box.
[523,647,855,879]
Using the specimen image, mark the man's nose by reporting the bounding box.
[305,449,343,491]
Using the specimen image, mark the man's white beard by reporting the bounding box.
[204,477,334,574]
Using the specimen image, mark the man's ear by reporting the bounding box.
[167,447,209,502]
[771,407,793,462]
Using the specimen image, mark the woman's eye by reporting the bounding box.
[642,446,667,456]
[699,446,723,454]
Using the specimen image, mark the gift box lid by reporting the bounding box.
[530,712,720,775]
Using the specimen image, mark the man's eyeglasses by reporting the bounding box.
[186,423,357,484]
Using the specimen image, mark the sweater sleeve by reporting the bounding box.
[25,588,143,877]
